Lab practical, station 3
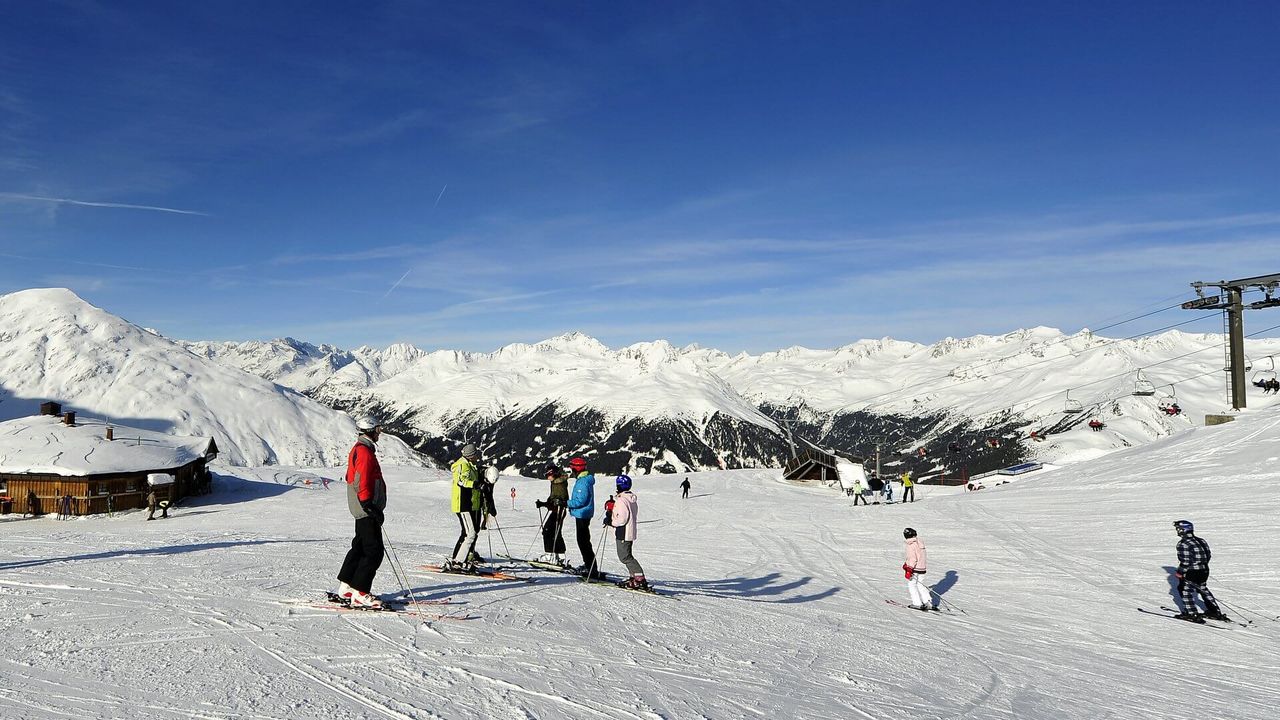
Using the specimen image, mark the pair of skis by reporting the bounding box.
[501,555,676,598]
[1137,606,1252,628]
[282,591,477,621]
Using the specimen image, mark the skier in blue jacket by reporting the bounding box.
[566,456,603,579]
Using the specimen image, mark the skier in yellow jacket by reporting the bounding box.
[901,472,916,503]
[445,443,483,573]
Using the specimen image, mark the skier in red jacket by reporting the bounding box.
[336,415,387,609]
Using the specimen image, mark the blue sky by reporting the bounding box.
[1,1,1277,352]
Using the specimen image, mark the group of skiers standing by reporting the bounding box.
[332,416,1231,620]
[527,456,648,589]
[334,415,650,609]
[851,471,915,505]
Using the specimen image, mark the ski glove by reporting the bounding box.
[903,563,914,580]
[361,501,383,522]
[535,499,545,509]
[602,511,613,527]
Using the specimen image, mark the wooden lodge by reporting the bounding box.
[0,403,217,517]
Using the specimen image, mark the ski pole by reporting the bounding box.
[584,526,609,581]
[519,506,548,561]
[492,516,512,557]
[928,586,967,614]
[1213,596,1278,622]
[382,527,431,621]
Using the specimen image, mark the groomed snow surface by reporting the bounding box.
[2,409,1279,719]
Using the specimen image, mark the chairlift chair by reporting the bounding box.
[1132,369,1156,397]
[1252,356,1277,384]
[1063,390,1083,414]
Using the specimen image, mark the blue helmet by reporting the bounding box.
[615,474,632,492]
[1173,520,1194,536]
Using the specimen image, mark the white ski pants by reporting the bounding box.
[451,512,479,563]
[907,573,930,607]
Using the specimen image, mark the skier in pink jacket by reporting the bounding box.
[902,527,934,611]
[608,475,648,590]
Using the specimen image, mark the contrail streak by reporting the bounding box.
[432,184,447,209]
[0,192,209,216]
[382,269,412,301]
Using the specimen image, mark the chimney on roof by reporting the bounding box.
[106,426,114,441]
[63,411,76,426]
[40,401,62,416]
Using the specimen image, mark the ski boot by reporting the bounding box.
[349,591,383,610]
[334,581,354,605]
[1203,607,1231,622]
[1173,612,1206,624]
[620,575,650,591]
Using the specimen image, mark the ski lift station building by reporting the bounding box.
[0,403,217,517]
[782,448,868,492]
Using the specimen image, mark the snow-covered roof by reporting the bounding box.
[0,415,214,477]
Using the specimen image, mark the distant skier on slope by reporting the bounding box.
[867,473,885,505]
[535,463,569,566]
[902,527,933,611]
[1172,520,1229,624]
[901,472,915,503]
[445,443,483,573]
[852,476,867,506]
[336,415,387,609]
[609,475,649,590]
[566,456,604,580]
[680,477,691,499]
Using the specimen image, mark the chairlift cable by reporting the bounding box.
[960,320,1280,422]
[847,312,1220,416]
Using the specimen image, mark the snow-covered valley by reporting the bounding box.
[2,404,1278,718]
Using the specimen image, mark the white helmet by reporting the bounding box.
[353,414,381,433]
[484,466,499,483]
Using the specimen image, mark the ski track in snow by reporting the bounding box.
[4,411,1280,718]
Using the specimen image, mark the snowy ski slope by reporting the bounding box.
[1,406,1277,718]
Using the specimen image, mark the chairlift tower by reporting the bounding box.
[1185,272,1280,410]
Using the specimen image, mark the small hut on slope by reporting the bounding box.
[0,404,217,517]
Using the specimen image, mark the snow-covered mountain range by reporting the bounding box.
[175,317,1280,476]
[0,289,429,468]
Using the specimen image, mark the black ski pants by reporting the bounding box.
[542,505,567,554]
[339,515,384,594]
[853,492,867,506]
[575,517,596,570]
[1179,568,1220,615]
[903,486,915,502]
[681,487,689,499]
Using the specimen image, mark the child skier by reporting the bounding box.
[534,463,570,566]
[852,477,867,506]
[902,527,933,610]
[1172,520,1229,623]
[608,475,648,590]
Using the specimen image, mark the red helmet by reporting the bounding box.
[569,457,587,471]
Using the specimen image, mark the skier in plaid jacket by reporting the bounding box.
[1173,520,1228,623]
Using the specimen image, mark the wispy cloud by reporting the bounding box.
[0,192,208,216]
[269,244,430,265]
